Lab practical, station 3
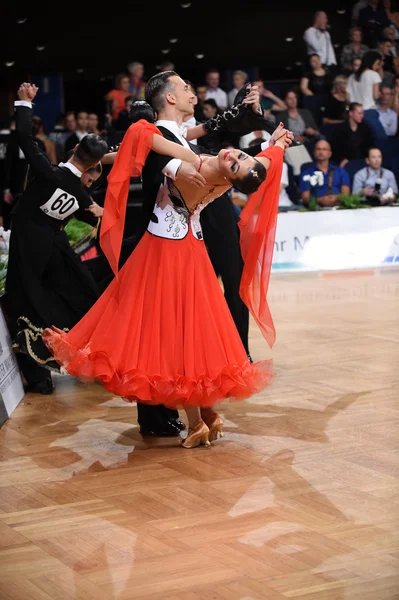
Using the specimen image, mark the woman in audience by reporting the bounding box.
[104,73,131,122]
[300,53,333,97]
[347,50,386,142]
[323,75,350,124]
[340,27,369,75]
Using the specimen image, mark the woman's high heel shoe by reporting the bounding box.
[181,421,211,449]
[203,414,224,442]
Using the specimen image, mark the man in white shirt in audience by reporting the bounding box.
[376,85,398,136]
[205,68,228,110]
[352,146,398,203]
[303,11,337,67]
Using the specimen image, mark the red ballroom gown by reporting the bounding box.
[43,120,283,409]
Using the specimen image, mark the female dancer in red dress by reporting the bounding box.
[44,113,288,448]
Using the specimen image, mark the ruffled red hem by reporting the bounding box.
[44,327,274,409]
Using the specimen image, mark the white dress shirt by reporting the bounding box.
[303,26,337,66]
[205,87,228,110]
[155,119,191,179]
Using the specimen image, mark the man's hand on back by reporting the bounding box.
[175,162,207,187]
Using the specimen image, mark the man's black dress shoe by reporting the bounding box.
[25,378,54,395]
[139,420,182,437]
[174,420,186,431]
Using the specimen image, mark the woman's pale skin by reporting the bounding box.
[103,124,290,212]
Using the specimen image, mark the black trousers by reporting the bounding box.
[200,194,249,353]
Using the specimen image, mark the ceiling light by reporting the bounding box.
[169,38,178,43]
[195,54,204,59]
[285,66,292,70]
[36,46,45,51]
[5,61,15,67]
[17,18,27,24]
[181,3,191,7]
[161,48,170,54]
[337,9,346,14]
[334,44,340,48]
[76,68,84,73]
[285,37,293,42]
[295,61,302,66]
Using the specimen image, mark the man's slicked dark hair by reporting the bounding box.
[145,70,178,113]
[74,134,108,168]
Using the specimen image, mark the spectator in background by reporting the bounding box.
[32,116,57,165]
[279,89,320,144]
[48,112,66,163]
[64,111,89,154]
[198,99,223,153]
[332,102,375,167]
[358,0,390,47]
[323,75,350,124]
[352,56,363,73]
[391,74,399,110]
[111,95,135,133]
[382,0,399,31]
[205,68,228,110]
[252,78,287,120]
[376,85,398,135]
[381,25,399,54]
[352,0,369,25]
[376,37,395,75]
[300,139,350,207]
[56,110,76,162]
[300,53,334,97]
[127,61,146,100]
[194,84,207,122]
[104,73,131,122]
[352,146,398,201]
[227,70,248,106]
[303,11,337,68]
[347,50,387,142]
[340,27,369,74]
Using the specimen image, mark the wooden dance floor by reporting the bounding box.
[0,268,398,599]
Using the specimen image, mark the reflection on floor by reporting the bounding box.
[0,268,398,599]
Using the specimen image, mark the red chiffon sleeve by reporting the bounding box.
[100,119,162,277]
[238,145,283,348]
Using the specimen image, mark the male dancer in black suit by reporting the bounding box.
[135,71,292,437]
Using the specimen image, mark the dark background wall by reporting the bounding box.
[2,1,352,122]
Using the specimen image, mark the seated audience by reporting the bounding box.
[376,85,398,136]
[227,70,248,106]
[300,53,334,97]
[352,146,398,202]
[278,89,321,143]
[332,102,375,167]
[300,139,350,207]
[252,79,287,120]
[340,27,369,75]
[323,75,350,124]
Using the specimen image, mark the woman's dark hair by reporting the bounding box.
[203,98,219,112]
[355,50,382,81]
[233,159,267,195]
[145,70,178,113]
[128,100,156,124]
[74,134,108,168]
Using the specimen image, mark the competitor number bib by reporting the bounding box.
[40,188,79,220]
